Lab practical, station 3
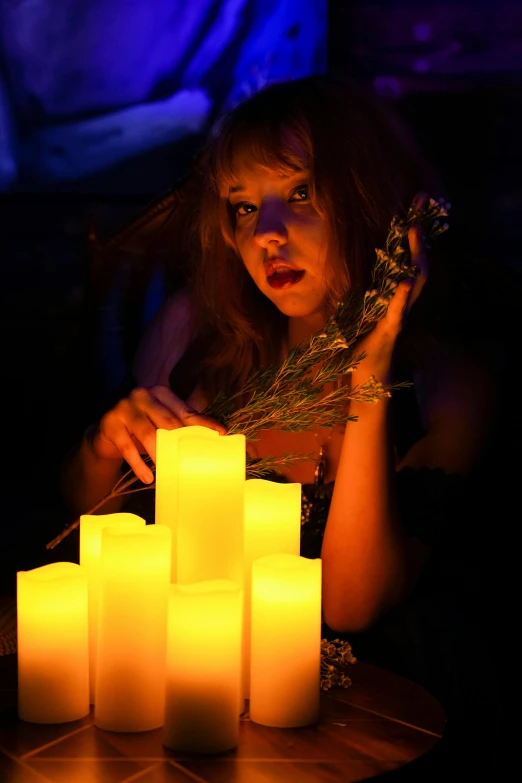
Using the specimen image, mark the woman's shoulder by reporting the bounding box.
[132,287,195,387]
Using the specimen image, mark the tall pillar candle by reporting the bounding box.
[156,426,218,581]
[243,479,301,698]
[176,432,245,585]
[17,562,89,723]
[250,554,321,727]
[79,512,145,703]
[164,580,242,754]
[95,525,171,732]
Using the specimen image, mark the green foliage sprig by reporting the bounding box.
[46,197,450,550]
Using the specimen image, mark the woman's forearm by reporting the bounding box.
[61,427,125,519]
[321,398,409,632]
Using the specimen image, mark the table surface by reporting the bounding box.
[1,595,446,782]
[0,658,446,783]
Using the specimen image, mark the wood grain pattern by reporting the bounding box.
[0,653,445,783]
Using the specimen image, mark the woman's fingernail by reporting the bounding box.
[142,469,154,484]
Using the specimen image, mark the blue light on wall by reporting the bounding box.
[0,0,327,192]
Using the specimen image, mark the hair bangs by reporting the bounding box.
[213,111,312,193]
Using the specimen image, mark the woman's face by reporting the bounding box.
[226,162,331,326]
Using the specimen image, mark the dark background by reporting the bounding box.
[1,0,520,614]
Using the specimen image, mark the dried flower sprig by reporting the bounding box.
[320,638,357,691]
[46,196,450,550]
[206,196,450,442]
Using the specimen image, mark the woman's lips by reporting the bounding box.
[265,260,305,289]
[267,269,305,289]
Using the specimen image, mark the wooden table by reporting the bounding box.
[0,649,446,783]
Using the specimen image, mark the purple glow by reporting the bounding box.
[0,0,326,190]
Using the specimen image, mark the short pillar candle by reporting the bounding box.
[17,562,89,724]
[250,553,321,728]
[164,580,242,754]
[95,525,171,732]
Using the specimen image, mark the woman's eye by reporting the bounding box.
[233,202,257,217]
[290,184,310,202]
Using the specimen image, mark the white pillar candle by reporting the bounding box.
[156,426,218,581]
[250,554,321,727]
[17,562,89,724]
[79,512,145,704]
[95,524,171,732]
[243,479,301,698]
[176,432,245,585]
[164,580,242,754]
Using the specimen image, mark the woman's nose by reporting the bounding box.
[253,202,288,248]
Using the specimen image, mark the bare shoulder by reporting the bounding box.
[400,343,497,476]
[132,288,195,387]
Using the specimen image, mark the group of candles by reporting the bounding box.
[17,426,322,754]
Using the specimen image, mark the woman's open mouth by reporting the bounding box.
[266,268,305,290]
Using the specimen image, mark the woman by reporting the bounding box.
[63,76,497,712]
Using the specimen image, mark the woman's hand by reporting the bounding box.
[353,193,429,386]
[90,385,226,484]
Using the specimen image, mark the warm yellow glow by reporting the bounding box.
[17,562,89,723]
[156,426,218,581]
[164,580,242,754]
[242,479,301,698]
[94,525,171,732]
[250,554,321,727]
[176,432,245,585]
[79,512,145,703]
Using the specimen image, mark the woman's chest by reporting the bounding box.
[248,425,346,485]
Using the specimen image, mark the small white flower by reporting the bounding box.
[332,337,349,348]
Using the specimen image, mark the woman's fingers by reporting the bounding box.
[92,385,227,483]
[405,194,430,315]
[411,191,429,213]
[152,386,227,435]
[126,389,184,461]
[384,278,414,332]
[408,224,428,273]
[97,411,156,484]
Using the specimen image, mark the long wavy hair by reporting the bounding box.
[176,75,441,400]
